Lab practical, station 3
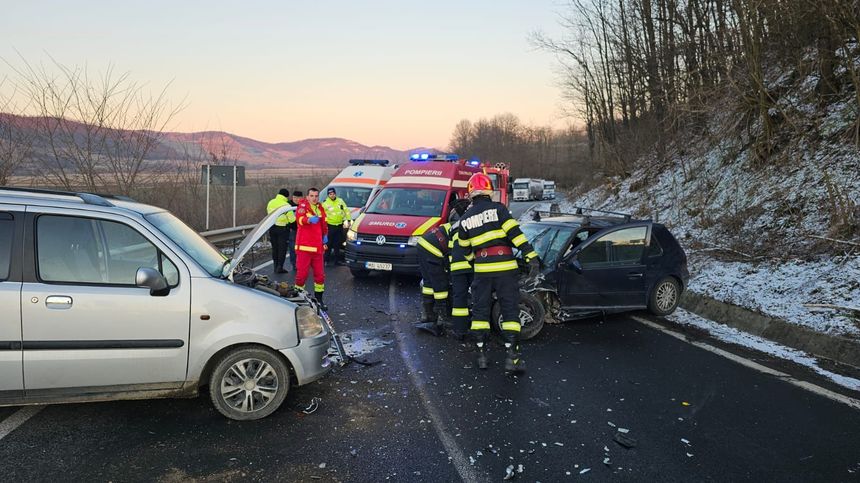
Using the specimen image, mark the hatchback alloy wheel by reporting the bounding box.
[648,277,681,316]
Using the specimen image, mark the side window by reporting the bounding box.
[578,226,648,269]
[0,212,14,281]
[37,215,179,286]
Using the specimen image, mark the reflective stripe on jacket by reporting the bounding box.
[295,200,328,252]
[452,198,537,276]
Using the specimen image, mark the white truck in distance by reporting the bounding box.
[542,180,556,200]
[512,178,544,201]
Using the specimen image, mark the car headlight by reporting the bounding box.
[296,306,324,338]
[346,229,358,242]
[407,236,419,246]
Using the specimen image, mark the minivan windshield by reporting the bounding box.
[366,188,446,217]
[328,186,373,208]
[145,211,227,277]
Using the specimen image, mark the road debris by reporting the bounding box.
[681,438,691,446]
[579,468,591,474]
[318,463,326,469]
[613,432,638,449]
[517,464,524,474]
[617,428,630,433]
[302,397,322,414]
[607,421,617,427]
[504,465,515,480]
[554,442,564,447]
[603,458,611,466]
[682,401,691,406]
[469,456,476,466]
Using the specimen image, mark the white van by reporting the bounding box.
[325,159,397,220]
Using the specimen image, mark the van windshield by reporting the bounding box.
[145,211,227,277]
[366,188,446,217]
[329,186,372,208]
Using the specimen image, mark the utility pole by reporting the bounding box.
[205,164,211,230]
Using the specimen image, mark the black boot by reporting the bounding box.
[504,343,525,373]
[315,291,328,311]
[476,342,488,370]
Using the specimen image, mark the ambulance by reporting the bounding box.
[344,154,481,277]
[323,159,397,220]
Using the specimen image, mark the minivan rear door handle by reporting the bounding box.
[45,295,73,309]
[627,272,644,279]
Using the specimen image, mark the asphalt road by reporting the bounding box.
[2,200,860,482]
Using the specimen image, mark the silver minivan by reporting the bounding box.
[0,187,332,420]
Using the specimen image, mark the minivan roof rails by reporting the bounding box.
[0,186,136,207]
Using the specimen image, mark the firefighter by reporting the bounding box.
[294,188,329,309]
[266,188,291,274]
[453,173,540,372]
[414,198,471,336]
[323,187,350,266]
[447,200,473,340]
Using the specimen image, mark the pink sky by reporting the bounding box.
[1,1,570,150]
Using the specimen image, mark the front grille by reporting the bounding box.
[357,233,411,245]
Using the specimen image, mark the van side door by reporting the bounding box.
[20,208,191,394]
[0,205,24,400]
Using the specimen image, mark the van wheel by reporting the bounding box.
[492,291,546,340]
[648,277,680,316]
[209,347,290,421]
[350,267,370,278]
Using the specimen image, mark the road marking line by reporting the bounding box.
[632,315,860,411]
[0,406,44,440]
[252,260,273,271]
[389,277,488,483]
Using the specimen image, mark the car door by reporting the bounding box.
[0,205,24,399]
[559,223,650,310]
[21,207,191,392]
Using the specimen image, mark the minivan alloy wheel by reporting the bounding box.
[655,280,678,312]
[220,358,279,413]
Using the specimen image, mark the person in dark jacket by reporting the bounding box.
[452,173,540,373]
[287,190,303,272]
[414,198,471,336]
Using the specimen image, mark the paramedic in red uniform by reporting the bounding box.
[294,188,329,309]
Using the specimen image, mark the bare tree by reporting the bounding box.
[3,57,181,192]
[0,80,35,185]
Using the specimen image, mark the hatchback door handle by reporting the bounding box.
[45,296,73,309]
[627,273,644,279]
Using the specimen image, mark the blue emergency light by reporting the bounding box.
[349,159,390,166]
[409,153,460,162]
[466,158,481,167]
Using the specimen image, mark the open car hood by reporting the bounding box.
[222,204,296,278]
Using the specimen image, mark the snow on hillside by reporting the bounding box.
[560,63,860,338]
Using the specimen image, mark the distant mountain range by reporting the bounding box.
[159,131,435,168]
[1,113,437,169]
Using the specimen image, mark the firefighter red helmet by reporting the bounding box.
[467,173,494,198]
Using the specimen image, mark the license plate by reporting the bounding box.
[366,261,392,271]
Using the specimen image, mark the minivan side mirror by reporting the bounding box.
[136,267,170,296]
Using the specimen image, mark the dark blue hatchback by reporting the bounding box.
[517,208,689,325]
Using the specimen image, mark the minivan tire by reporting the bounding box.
[648,277,681,316]
[209,347,290,421]
[492,290,546,340]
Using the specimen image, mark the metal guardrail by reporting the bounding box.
[200,224,257,244]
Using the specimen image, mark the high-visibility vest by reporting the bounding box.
[266,194,290,226]
[323,197,349,225]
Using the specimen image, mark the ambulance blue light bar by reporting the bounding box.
[409,153,460,162]
[349,159,390,166]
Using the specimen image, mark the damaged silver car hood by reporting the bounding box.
[222,204,296,278]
